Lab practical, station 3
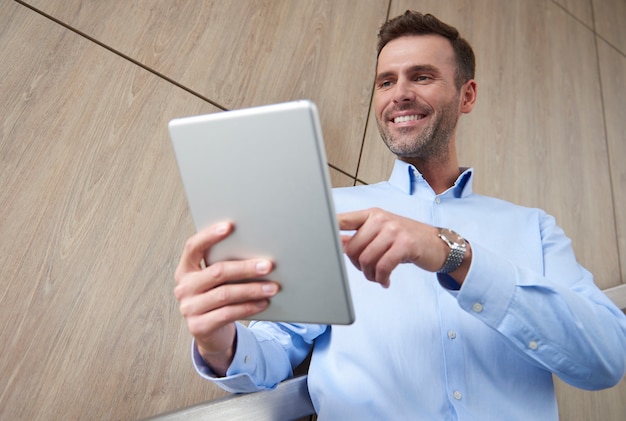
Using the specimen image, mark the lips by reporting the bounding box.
[393,114,426,123]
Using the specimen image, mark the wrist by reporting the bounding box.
[197,333,237,377]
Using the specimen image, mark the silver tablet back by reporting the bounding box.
[169,101,354,325]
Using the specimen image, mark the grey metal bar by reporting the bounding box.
[144,375,315,421]
[604,284,626,311]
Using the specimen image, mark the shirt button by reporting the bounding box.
[528,341,538,350]
[453,390,463,400]
[244,355,250,364]
[472,303,483,313]
[435,197,441,204]
[448,330,457,339]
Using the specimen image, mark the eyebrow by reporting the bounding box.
[375,64,441,82]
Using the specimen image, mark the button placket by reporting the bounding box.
[435,238,467,411]
[472,302,483,313]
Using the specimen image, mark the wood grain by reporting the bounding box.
[20,0,389,176]
[329,167,356,188]
[555,376,626,421]
[0,3,227,419]
[593,0,626,55]
[553,0,594,27]
[598,37,626,286]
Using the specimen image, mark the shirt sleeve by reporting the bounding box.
[192,321,327,393]
[455,212,626,390]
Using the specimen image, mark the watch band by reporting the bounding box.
[437,228,466,274]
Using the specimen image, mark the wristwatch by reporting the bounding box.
[437,228,467,274]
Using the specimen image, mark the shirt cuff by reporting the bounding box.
[191,322,272,393]
[455,242,517,328]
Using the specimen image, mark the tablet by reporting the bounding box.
[169,100,354,325]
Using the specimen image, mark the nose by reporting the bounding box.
[392,79,416,104]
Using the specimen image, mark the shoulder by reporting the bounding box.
[463,192,559,240]
[468,192,550,217]
[332,183,396,212]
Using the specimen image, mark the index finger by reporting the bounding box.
[176,221,233,277]
[337,209,370,231]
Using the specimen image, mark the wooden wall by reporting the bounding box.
[1,0,624,419]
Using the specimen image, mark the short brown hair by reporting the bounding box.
[377,11,475,89]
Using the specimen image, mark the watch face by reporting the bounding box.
[437,228,467,274]
[441,228,462,245]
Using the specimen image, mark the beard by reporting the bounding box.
[377,96,460,162]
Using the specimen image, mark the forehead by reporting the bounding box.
[376,34,456,75]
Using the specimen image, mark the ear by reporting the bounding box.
[459,80,477,114]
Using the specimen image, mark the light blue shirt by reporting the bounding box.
[193,160,626,420]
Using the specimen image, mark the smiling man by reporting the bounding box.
[376,36,469,161]
[174,11,626,420]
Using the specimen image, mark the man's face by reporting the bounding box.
[374,35,463,161]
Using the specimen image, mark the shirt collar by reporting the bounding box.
[388,159,474,198]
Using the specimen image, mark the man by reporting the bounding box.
[174,11,626,420]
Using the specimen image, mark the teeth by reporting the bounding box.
[394,114,424,123]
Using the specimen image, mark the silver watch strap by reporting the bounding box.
[438,245,465,274]
[437,228,466,274]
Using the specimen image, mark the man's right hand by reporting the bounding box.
[174,221,280,376]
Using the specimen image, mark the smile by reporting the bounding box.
[393,114,425,123]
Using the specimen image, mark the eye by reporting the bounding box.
[415,75,432,82]
[378,80,394,89]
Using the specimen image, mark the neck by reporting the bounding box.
[401,142,461,194]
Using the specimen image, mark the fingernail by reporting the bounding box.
[214,223,229,235]
[256,260,271,274]
[262,283,278,294]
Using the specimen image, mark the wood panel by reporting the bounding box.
[0,3,230,419]
[598,37,626,285]
[555,377,626,421]
[593,0,626,55]
[329,167,356,188]
[553,0,594,27]
[358,0,620,290]
[19,0,388,176]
